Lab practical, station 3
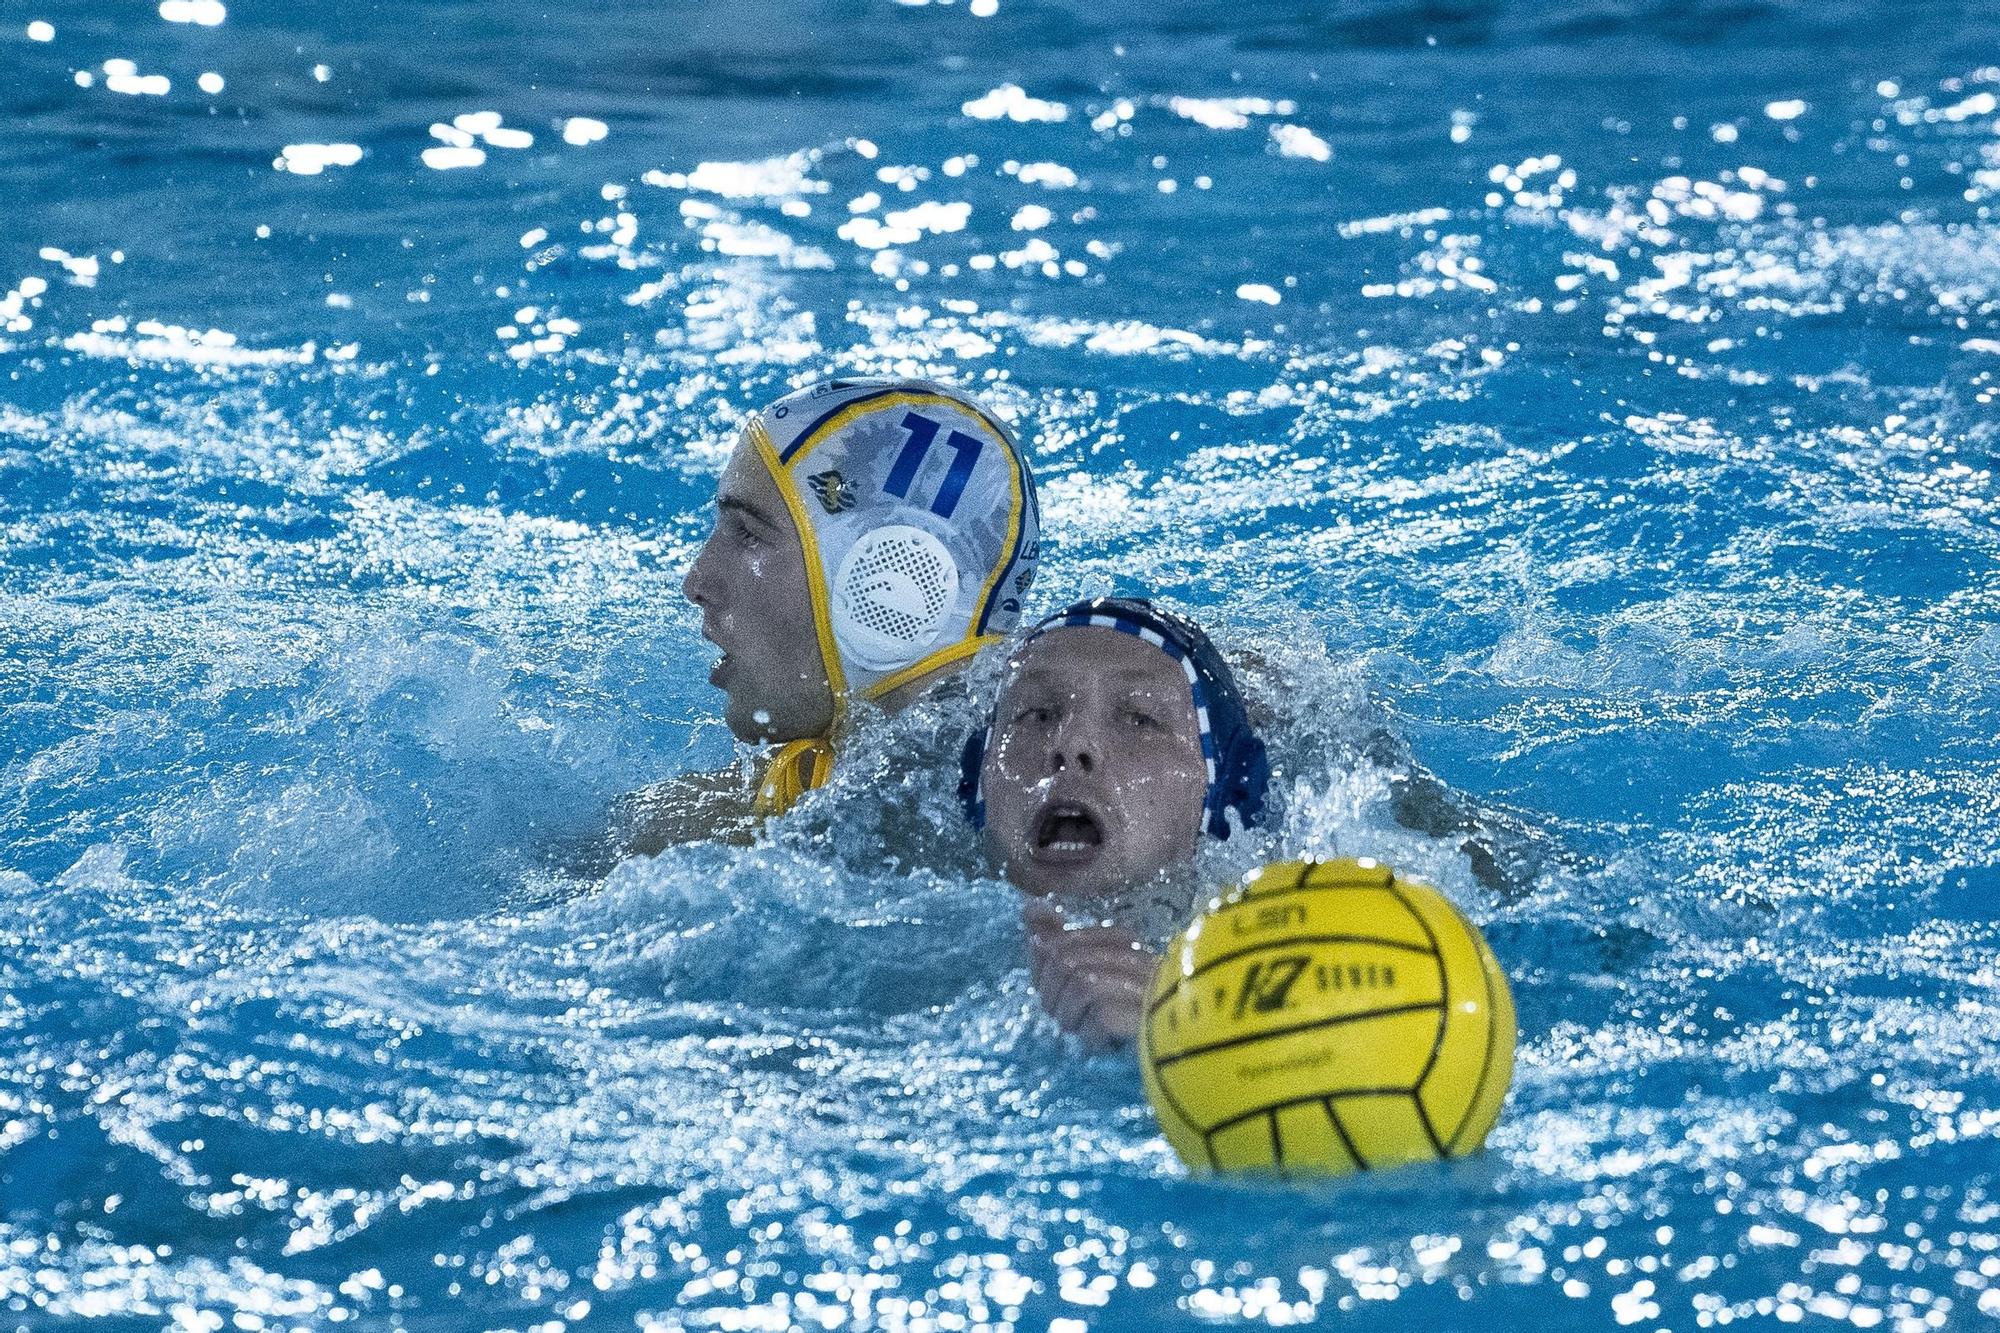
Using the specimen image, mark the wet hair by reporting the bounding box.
[958,596,1270,840]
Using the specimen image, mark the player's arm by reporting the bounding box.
[607,768,759,857]
[1379,756,1550,897]
[1022,899,1158,1051]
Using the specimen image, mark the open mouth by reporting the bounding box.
[708,650,733,687]
[1033,801,1105,858]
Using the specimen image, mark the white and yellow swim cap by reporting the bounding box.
[744,376,1041,706]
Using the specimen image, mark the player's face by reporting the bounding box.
[681,439,835,743]
[981,626,1208,900]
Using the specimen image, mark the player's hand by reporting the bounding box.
[1022,898,1159,1051]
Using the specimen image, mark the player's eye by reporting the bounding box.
[1123,706,1162,729]
[729,514,763,546]
[1010,704,1054,726]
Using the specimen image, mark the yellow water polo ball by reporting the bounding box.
[1140,857,1516,1177]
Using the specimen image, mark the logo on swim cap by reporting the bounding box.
[806,469,857,513]
[831,524,962,671]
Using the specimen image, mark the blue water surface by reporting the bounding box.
[5,0,2000,1328]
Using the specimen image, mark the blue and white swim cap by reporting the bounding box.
[959,596,1271,841]
[745,377,1041,704]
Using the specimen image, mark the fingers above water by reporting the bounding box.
[1022,906,1158,1049]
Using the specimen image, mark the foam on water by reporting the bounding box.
[6,0,2000,1328]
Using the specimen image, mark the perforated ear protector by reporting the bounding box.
[830,523,962,672]
[958,597,1271,841]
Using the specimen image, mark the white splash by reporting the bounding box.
[273,143,363,176]
[961,85,1067,123]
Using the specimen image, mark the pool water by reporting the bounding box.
[5,0,2000,1328]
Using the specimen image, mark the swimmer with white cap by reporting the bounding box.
[616,376,1040,851]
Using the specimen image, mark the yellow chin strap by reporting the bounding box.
[753,738,835,817]
[748,637,995,818]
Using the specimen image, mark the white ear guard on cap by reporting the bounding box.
[830,523,962,671]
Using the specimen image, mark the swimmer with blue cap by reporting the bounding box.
[960,596,1269,1048]
[617,377,1040,852]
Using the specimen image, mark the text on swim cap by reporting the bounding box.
[885,411,987,520]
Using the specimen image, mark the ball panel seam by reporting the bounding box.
[1446,924,1502,1155]
[1323,1098,1368,1171]
[1149,1000,1445,1070]
[1202,1085,1419,1139]
[1225,879,1410,912]
[1389,878,1452,1100]
[1141,933,1440,1022]
[1301,859,1394,892]
[1142,1011,1210,1156]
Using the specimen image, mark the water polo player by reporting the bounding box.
[959,596,1269,1048]
[618,377,1040,852]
